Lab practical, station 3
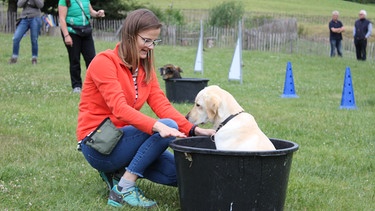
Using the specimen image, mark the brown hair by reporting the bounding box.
[118,9,162,83]
[66,0,71,7]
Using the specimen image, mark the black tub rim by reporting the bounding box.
[165,78,210,82]
[170,136,299,157]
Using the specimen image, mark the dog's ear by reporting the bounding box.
[206,93,221,120]
[176,66,183,73]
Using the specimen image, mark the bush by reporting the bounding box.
[161,7,185,26]
[208,1,244,28]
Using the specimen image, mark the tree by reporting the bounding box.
[208,1,244,28]
[3,0,184,31]
[163,7,184,26]
[40,0,140,18]
[90,0,144,19]
[6,0,17,31]
[42,0,58,15]
[4,0,147,19]
[7,0,17,12]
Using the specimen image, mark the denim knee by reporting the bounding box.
[158,118,178,130]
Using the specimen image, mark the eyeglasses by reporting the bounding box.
[138,34,162,47]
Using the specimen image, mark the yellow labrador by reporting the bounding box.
[186,85,276,151]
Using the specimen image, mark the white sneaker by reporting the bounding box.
[72,87,82,93]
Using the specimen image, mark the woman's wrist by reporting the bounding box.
[64,34,69,38]
[189,125,197,136]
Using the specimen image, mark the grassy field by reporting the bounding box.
[137,0,375,44]
[1,29,374,210]
[139,0,375,18]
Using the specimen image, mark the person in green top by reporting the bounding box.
[58,0,105,93]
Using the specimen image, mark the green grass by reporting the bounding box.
[139,0,375,18]
[139,0,375,43]
[1,29,374,210]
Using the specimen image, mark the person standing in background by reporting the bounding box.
[329,10,345,57]
[353,10,372,61]
[9,0,44,65]
[58,0,105,93]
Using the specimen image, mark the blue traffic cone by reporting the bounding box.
[281,61,298,98]
[340,67,357,110]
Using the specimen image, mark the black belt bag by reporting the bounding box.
[84,117,123,155]
[67,23,92,37]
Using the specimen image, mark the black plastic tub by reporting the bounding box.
[165,78,209,103]
[169,136,299,211]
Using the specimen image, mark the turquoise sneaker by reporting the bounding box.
[107,185,157,208]
[99,171,120,190]
[99,171,113,190]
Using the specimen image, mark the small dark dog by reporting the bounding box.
[159,64,183,80]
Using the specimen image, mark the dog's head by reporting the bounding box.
[159,64,183,80]
[186,85,243,128]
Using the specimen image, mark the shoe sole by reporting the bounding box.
[107,199,157,209]
[108,198,157,208]
[99,172,113,190]
[107,199,123,207]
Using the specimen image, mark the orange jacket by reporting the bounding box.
[76,43,193,141]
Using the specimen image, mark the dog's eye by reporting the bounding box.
[195,103,200,107]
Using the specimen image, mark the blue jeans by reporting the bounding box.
[330,39,342,57]
[81,118,178,186]
[12,17,42,58]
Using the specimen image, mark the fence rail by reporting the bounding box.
[1,8,373,61]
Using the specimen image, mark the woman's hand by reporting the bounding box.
[89,4,105,18]
[97,10,105,18]
[64,35,73,47]
[152,121,187,138]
